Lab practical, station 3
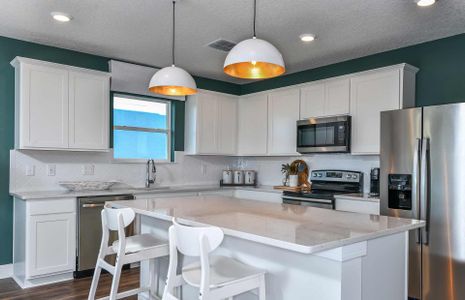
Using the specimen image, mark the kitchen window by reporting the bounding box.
[113,94,171,162]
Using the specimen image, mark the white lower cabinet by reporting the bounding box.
[233,190,282,203]
[335,196,380,215]
[198,190,235,197]
[13,197,76,285]
[28,212,76,277]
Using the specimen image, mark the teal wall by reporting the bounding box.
[0,36,237,265]
[240,33,465,107]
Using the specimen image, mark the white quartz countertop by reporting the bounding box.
[10,184,280,200]
[110,195,424,255]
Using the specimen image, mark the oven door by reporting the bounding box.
[282,195,335,209]
[297,115,351,153]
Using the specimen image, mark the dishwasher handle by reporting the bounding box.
[81,203,105,208]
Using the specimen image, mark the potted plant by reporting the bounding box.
[281,164,290,186]
[288,164,299,187]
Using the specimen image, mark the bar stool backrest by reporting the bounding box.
[172,218,224,257]
[104,207,136,231]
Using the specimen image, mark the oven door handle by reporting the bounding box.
[282,196,333,204]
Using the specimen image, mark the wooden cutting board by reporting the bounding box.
[273,185,311,192]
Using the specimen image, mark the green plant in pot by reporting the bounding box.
[288,164,299,187]
[281,164,290,186]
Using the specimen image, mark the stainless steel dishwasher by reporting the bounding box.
[75,194,135,278]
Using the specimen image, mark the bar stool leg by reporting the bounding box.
[149,258,158,298]
[258,274,266,300]
[88,262,102,300]
[109,260,123,300]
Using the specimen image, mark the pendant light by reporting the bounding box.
[149,0,197,96]
[224,0,285,79]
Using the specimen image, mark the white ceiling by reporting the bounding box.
[1,0,464,84]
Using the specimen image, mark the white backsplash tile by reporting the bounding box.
[9,150,235,192]
[10,150,378,193]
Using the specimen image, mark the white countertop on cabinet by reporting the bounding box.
[334,193,380,202]
[10,184,280,200]
[110,195,424,254]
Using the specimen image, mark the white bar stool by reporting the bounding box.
[163,218,266,300]
[88,207,169,300]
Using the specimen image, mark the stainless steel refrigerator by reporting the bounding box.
[380,103,465,300]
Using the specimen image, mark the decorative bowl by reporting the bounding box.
[59,181,119,191]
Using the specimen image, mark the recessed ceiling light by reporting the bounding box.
[300,34,316,43]
[415,0,436,7]
[51,12,72,22]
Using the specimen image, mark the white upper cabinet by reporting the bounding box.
[197,92,219,154]
[267,88,300,155]
[350,65,418,154]
[300,78,350,119]
[16,62,70,149]
[69,71,109,150]
[237,93,268,156]
[218,94,238,155]
[11,57,110,151]
[325,78,350,116]
[185,90,237,155]
[300,82,325,118]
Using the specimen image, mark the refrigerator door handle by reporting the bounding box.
[420,137,430,245]
[413,138,421,244]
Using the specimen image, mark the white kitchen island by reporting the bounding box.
[110,195,424,300]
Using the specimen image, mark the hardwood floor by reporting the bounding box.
[0,268,140,300]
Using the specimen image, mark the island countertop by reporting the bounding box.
[110,195,424,254]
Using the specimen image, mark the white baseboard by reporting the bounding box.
[0,264,13,279]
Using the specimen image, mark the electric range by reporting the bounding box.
[282,170,364,209]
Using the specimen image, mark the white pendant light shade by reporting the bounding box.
[224,37,285,79]
[149,65,197,96]
[148,0,197,96]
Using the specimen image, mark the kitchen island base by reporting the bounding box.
[138,216,408,300]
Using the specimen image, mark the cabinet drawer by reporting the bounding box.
[28,198,76,215]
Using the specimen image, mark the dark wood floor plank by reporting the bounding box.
[0,268,139,300]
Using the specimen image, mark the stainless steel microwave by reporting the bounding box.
[296,115,351,153]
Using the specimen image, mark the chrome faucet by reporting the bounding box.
[145,159,157,188]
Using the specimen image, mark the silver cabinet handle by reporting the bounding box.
[81,203,105,208]
[420,137,430,245]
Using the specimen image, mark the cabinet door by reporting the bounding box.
[27,213,76,278]
[237,94,268,155]
[217,95,237,155]
[69,71,109,150]
[350,69,401,154]
[325,78,350,116]
[197,92,219,154]
[300,82,325,119]
[268,88,300,155]
[20,64,69,148]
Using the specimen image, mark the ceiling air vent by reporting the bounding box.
[206,39,236,52]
